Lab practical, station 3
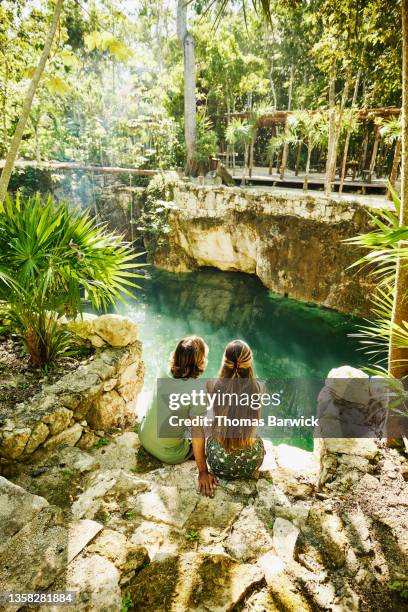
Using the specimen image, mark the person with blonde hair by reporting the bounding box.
[193,339,265,495]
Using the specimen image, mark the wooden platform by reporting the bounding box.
[230,167,390,195]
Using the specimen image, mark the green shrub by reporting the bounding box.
[0,193,143,368]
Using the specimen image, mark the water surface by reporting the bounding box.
[120,267,362,387]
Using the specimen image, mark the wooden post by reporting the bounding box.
[359,125,369,175]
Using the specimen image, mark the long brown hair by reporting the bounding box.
[217,339,255,379]
[212,340,260,451]
[170,336,207,379]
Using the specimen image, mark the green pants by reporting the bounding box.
[206,437,265,480]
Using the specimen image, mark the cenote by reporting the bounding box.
[119,267,363,403]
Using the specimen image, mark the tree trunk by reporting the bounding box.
[295,141,302,176]
[360,126,369,173]
[339,55,364,193]
[249,131,256,178]
[0,0,64,204]
[241,144,249,186]
[303,147,312,191]
[388,138,402,198]
[389,0,408,377]
[279,68,294,180]
[324,66,337,194]
[325,75,350,194]
[177,0,196,176]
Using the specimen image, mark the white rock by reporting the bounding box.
[67,519,103,563]
[65,553,121,611]
[0,477,49,541]
[273,517,299,561]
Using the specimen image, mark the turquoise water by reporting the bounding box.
[120,267,362,387]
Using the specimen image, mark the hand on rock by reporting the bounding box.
[198,470,218,497]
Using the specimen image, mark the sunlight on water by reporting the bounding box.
[119,267,363,450]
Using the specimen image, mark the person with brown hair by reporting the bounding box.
[193,340,265,495]
[138,335,209,464]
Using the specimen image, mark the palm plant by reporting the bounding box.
[292,111,328,190]
[225,118,255,184]
[0,194,143,368]
[346,189,408,376]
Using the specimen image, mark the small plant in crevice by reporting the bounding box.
[124,510,136,520]
[121,592,133,612]
[94,437,110,449]
[185,529,200,543]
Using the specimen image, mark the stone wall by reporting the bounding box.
[0,315,144,465]
[151,179,379,316]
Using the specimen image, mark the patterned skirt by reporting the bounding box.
[206,437,265,480]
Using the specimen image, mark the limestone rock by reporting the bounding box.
[224,506,274,561]
[86,389,131,430]
[257,552,312,610]
[321,437,379,460]
[255,478,291,513]
[117,361,144,402]
[308,503,348,567]
[71,470,150,519]
[186,487,243,532]
[0,427,31,459]
[64,553,122,611]
[152,181,373,316]
[130,521,180,560]
[128,553,263,612]
[69,314,138,348]
[92,432,140,471]
[67,519,103,563]
[0,477,49,541]
[24,422,50,454]
[134,484,198,529]
[53,368,104,416]
[87,528,148,581]
[0,506,68,592]
[43,423,83,450]
[76,431,98,450]
[42,407,73,435]
[54,446,99,473]
[273,518,300,561]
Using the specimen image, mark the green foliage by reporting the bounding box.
[389,579,408,600]
[121,592,133,612]
[124,510,136,520]
[346,191,408,374]
[185,529,200,542]
[226,119,254,150]
[193,112,218,167]
[94,437,110,449]
[0,193,143,367]
[136,172,179,253]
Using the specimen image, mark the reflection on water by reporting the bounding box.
[120,267,362,387]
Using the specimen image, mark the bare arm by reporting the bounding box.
[192,427,217,497]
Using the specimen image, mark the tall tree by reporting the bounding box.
[389,0,408,377]
[0,0,64,203]
[177,0,196,175]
